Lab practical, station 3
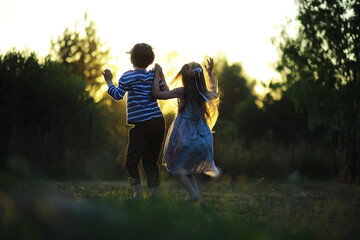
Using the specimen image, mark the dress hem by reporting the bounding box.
[163,164,219,177]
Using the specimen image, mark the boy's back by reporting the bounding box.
[108,69,164,123]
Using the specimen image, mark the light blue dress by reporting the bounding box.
[162,98,219,177]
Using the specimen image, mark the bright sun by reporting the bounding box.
[0,0,298,98]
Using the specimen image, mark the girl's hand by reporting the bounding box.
[204,58,214,74]
[204,57,217,98]
[103,69,113,81]
[155,63,165,80]
[154,63,162,75]
[154,63,169,91]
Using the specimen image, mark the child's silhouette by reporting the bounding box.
[152,58,219,203]
[103,43,168,199]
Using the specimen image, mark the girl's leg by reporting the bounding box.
[188,175,202,200]
[174,175,201,201]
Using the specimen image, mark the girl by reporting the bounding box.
[152,58,220,203]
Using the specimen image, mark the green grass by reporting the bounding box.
[1,178,359,240]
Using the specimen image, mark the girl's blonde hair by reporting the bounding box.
[170,62,220,130]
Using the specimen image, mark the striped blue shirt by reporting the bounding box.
[107,69,164,124]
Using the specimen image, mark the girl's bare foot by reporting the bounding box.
[185,194,202,202]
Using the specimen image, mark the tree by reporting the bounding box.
[211,54,255,122]
[0,49,123,179]
[50,13,110,91]
[274,0,360,181]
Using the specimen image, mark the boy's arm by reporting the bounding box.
[103,69,114,87]
[103,69,126,101]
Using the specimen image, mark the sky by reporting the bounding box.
[0,0,298,95]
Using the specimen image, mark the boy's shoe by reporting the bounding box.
[131,193,144,200]
[130,184,143,200]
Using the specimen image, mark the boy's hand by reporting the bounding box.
[103,69,113,82]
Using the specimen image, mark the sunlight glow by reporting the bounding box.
[0,0,298,97]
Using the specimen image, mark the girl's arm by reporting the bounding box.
[152,64,183,100]
[159,71,170,91]
[204,58,218,100]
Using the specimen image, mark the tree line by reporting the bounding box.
[1,0,359,182]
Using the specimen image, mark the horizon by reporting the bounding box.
[0,0,299,95]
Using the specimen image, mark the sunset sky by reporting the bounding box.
[0,0,298,94]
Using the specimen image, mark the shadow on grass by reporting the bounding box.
[2,174,359,240]
[1,189,317,240]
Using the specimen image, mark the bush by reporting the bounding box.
[0,50,126,180]
[214,135,335,180]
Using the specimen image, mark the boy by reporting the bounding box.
[103,43,167,199]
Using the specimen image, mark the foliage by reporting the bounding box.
[0,50,122,179]
[274,0,360,181]
[214,137,335,179]
[211,54,255,122]
[50,13,110,91]
[203,52,334,179]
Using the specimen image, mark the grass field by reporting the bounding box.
[1,178,359,240]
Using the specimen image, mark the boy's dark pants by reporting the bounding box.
[125,116,165,188]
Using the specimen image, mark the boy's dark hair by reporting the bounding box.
[127,43,155,68]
